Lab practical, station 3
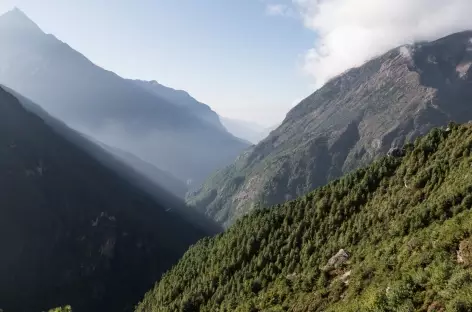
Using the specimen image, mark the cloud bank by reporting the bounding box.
[282,0,472,87]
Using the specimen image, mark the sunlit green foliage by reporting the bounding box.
[136,123,472,311]
[48,306,72,312]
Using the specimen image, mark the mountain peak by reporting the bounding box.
[0,7,43,34]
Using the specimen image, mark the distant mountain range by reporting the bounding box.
[0,85,218,312]
[188,30,472,227]
[0,8,249,190]
[131,79,226,132]
[220,117,277,144]
[132,79,273,144]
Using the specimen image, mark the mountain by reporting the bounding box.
[132,80,274,144]
[137,123,472,311]
[0,85,217,312]
[97,142,188,198]
[0,8,248,187]
[131,79,225,131]
[220,117,276,144]
[187,31,472,227]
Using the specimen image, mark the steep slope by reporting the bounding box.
[0,8,248,186]
[138,123,472,312]
[188,30,472,226]
[220,117,274,144]
[97,142,188,198]
[0,85,215,312]
[131,79,225,131]
[133,79,273,144]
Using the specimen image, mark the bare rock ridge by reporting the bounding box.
[188,30,472,227]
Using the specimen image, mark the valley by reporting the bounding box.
[0,3,472,312]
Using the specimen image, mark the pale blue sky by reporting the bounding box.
[0,0,315,126]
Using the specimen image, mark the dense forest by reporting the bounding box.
[137,123,472,311]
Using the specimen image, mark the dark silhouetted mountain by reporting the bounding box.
[188,31,472,227]
[81,130,188,198]
[103,144,188,198]
[0,8,248,187]
[138,123,472,311]
[220,116,277,144]
[0,85,218,312]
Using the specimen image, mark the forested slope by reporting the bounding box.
[138,123,472,311]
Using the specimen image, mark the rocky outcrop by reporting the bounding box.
[323,249,350,272]
[457,237,472,266]
[387,147,405,158]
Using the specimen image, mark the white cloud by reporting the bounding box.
[266,4,296,17]
[290,0,472,87]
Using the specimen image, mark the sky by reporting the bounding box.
[0,0,316,126]
[1,1,472,126]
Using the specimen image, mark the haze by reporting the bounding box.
[1,0,472,125]
[0,0,316,126]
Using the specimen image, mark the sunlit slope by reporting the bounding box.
[139,123,472,311]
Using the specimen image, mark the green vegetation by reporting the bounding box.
[48,307,72,312]
[138,123,472,311]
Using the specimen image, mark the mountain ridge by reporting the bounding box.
[187,30,472,227]
[0,8,249,188]
[131,79,226,131]
[0,85,217,312]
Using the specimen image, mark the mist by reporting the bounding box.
[292,0,472,87]
[0,7,248,194]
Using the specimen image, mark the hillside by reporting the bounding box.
[0,8,248,187]
[99,142,188,198]
[188,30,472,227]
[0,85,215,312]
[137,123,472,312]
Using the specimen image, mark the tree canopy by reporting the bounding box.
[137,123,472,311]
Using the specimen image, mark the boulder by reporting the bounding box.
[457,238,472,266]
[323,249,350,271]
[387,147,405,158]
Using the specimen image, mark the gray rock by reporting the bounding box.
[323,249,350,271]
[387,147,405,157]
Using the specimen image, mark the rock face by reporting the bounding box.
[188,31,472,227]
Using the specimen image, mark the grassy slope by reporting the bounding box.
[137,123,472,312]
